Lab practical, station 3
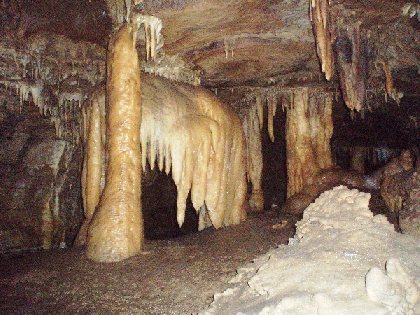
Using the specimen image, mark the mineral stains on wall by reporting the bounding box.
[0,34,105,143]
[0,32,105,251]
[309,1,413,113]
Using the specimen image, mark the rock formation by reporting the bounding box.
[0,0,418,263]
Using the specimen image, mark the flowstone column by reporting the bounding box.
[87,23,143,262]
[286,89,333,197]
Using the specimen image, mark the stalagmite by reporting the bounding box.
[310,0,334,81]
[86,23,143,262]
[286,88,333,197]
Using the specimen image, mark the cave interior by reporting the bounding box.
[0,0,419,313]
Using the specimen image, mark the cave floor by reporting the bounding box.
[0,210,296,314]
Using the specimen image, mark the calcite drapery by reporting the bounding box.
[286,88,333,197]
[86,23,143,262]
[243,95,264,212]
[80,74,247,260]
[234,85,334,208]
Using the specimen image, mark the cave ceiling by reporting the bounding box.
[1,0,419,90]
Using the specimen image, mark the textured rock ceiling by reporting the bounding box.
[2,0,418,89]
[140,0,319,86]
[6,0,319,87]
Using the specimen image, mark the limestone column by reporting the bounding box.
[87,23,143,262]
[286,89,333,197]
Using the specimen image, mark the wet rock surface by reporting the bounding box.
[0,211,295,314]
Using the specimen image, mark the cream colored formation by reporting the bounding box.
[80,74,248,252]
[238,86,334,208]
[84,24,143,262]
[286,88,333,197]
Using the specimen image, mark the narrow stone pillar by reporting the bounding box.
[76,91,105,246]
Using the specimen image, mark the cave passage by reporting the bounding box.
[142,166,199,240]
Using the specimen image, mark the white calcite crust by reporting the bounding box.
[204,186,419,315]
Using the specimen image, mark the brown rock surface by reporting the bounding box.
[0,106,83,253]
[400,169,420,237]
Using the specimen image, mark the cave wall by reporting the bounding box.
[0,98,83,252]
[0,32,105,253]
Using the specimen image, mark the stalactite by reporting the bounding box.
[105,0,127,27]
[378,60,404,104]
[134,15,163,62]
[0,34,106,146]
[335,23,366,111]
[310,0,334,81]
[267,93,277,142]
[86,23,143,262]
[256,94,264,129]
[223,37,235,59]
